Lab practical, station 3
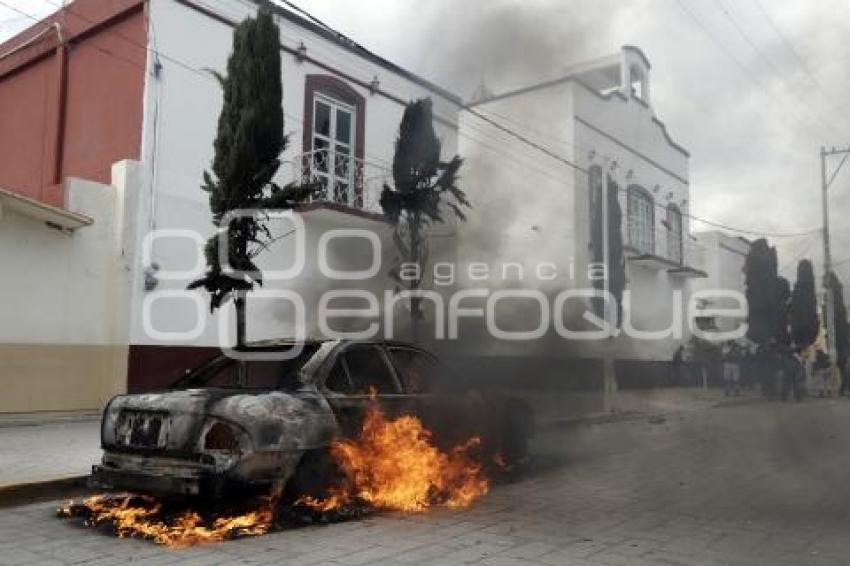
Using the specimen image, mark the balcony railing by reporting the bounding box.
[279,149,389,215]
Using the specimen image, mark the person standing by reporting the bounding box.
[779,346,804,402]
[813,349,830,397]
[672,345,686,386]
[722,342,742,396]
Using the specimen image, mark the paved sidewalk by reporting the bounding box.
[0,417,100,489]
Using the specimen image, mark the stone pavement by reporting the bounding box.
[0,417,100,488]
[3,397,850,565]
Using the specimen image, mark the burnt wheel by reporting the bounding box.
[283,449,345,504]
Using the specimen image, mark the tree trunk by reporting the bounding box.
[235,292,247,386]
[408,213,422,343]
[410,285,421,344]
[603,348,618,413]
[235,292,246,347]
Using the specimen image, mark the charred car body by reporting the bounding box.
[93,339,533,498]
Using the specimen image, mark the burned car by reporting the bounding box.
[92,339,533,498]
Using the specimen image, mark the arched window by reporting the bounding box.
[627,185,654,254]
[588,165,604,264]
[666,204,683,264]
[303,75,366,207]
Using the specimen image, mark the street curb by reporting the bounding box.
[0,475,91,509]
[0,413,100,429]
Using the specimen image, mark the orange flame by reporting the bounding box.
[299,406,489,512]
[58,493,275,547]
[58,407,489,545]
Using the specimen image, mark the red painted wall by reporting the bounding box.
[0,0,146,208]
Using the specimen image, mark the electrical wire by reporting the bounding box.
[712,0,848,140]
[461,108,820,239]
[673,0,847,143]
[750,0,850,131]
[778,233,818,274]
[0,0,145,70]
[31,0,395,170]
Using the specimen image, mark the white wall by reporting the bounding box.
[0,161,139,346]
[0,161,141,411]
[691,231,750,334]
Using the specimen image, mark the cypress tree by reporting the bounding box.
[606,177,626,328]
[188,7,313,347]
[776,275,791,345]
[790,259,818,349]
[591,176,625,327]
[744,238,782,345]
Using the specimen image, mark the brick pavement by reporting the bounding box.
[3,398,850,565]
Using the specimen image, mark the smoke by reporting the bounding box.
[398,1,630,362]
[350,0,850,286]
[293,0,850,370]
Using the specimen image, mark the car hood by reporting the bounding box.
[102,388,337,453]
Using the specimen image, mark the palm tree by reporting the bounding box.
[379,98,470,338]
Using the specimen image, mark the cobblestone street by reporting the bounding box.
[4,398,850,565]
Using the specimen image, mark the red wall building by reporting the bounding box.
[0,0,147,208]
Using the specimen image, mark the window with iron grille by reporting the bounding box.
[627,185,654,254]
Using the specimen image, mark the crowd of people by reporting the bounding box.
[672,337,849,401]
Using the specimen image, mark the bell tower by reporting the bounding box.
[620,45,651,105]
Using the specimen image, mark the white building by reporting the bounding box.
[690,231,751,333]
[451,46,707,389]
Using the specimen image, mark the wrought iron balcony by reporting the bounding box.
[279,149,388,215]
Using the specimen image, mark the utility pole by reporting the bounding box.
[820,146,850,366]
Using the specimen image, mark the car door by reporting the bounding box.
[385,346,485,450]
[320,343,408,438]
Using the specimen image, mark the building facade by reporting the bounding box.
[0,0,461,411]
[454,46,706,388]
[690,230,751,334]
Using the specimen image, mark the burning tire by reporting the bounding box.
[284,449,347,504]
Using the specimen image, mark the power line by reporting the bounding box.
[712,0,848,139]
[463,105,587,173]
[460,109,819,239]
[750,0,850,130]
[0,0,144,70]
[27,0,395,169]
[672,0,845,142]
[270,0,834,239]
[778,233,818,274]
